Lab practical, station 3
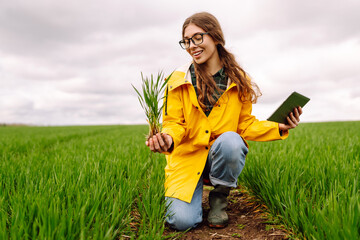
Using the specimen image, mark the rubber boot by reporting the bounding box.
[208,185,230,228]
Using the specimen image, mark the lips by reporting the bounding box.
[192,50,203,58]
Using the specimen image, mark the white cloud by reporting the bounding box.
[0,0,359,125]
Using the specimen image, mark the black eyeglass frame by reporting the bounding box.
[179,32,209,49]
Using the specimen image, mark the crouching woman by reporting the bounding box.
[146,12,302,231]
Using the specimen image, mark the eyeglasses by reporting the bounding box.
[179,32,209,49]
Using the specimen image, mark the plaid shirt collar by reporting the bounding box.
[189,64,227,116]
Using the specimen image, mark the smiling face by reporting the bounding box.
[183,23,220,69]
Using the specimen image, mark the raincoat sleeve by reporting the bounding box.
[237,100,288,141]
[161,86,186,154]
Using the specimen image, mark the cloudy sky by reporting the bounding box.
[1,0,359,126]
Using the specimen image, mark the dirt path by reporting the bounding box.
[164,186,294,240]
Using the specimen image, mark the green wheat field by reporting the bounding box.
[0,122,359,239]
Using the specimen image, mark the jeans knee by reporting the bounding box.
[217,132,248,158]
[166,210,202,231]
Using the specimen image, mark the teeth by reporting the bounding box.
[194,51,202,56]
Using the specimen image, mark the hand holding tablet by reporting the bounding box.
[267,92,310,124]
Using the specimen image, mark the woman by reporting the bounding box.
[146,12,302,231]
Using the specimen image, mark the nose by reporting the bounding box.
[188,39,197,49]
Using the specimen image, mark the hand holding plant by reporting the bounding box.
[132,71,173,152]
[146,132,173,153]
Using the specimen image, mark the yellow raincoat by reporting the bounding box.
[161,63,288,203]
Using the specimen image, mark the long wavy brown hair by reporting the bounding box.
[182,12,261,110]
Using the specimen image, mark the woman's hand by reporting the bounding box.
[146,133,173,153]
[279,106,303,131]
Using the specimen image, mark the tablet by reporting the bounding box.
[267,91,310,124]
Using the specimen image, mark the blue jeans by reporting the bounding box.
[165,131,248,231]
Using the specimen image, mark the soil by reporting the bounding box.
[164,186,294,240]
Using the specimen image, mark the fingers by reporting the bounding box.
[294,107,302,122]
[153,136,161,151]
[286,107,301,129]
[156,133,166,151]
[293,108,299,120]
[289,112,298,127]
[286,116,297,128]
[163,134,173,148]
[148,137,155,151]
[298,106,303,115]
[147,133,172,153]
[148,135,162,153]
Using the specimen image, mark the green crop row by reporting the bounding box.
[239,121,360,240]
[0,125,167,239]
[0,122,359,239]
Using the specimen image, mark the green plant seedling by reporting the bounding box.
[232,233,242,238]
[132,71,171,139]
[237,224,245,230]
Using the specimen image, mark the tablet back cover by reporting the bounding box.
[267,92,310,123]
